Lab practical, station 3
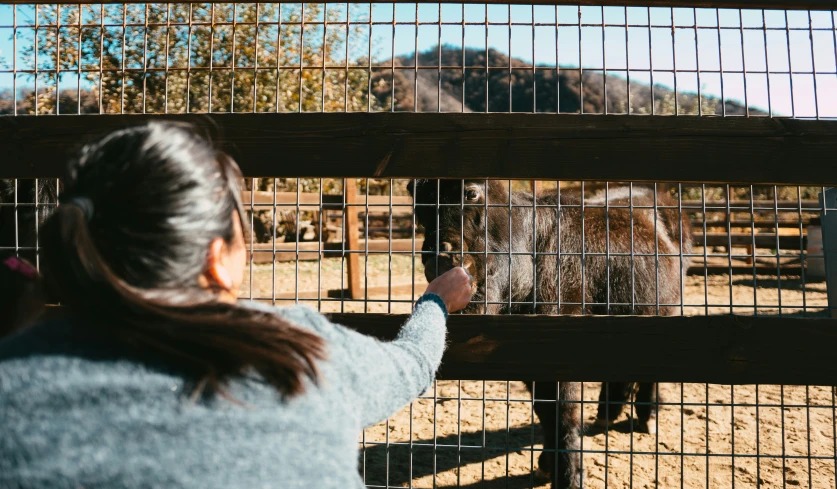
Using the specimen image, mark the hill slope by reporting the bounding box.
[372,46,761,116]
[1,46,762,116]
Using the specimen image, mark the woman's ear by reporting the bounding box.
[203,237,233,292]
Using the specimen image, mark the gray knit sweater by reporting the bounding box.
[0,295,448,489]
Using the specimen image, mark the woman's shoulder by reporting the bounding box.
[0,320,186,406]
[238,300,346,340]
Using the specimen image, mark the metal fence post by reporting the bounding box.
[819,188,837,318]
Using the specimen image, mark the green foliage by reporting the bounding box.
[2,3,384,114]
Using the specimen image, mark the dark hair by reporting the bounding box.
[40,121,324,397]
[0,253,45,338]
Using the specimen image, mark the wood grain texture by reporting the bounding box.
[3,113,837,185]
[329,313,837,385]
[41,305,837,385]
[343,179,362,300]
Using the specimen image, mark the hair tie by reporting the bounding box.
[3,256,37,280]
[66,196,95,221]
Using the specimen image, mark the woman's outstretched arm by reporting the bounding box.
[259,267,472,428]
[294,293,448,428]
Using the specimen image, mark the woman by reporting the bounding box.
[0,122,473,489]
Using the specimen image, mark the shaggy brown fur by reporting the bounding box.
[409,180,692,489]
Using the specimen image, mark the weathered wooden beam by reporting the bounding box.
[327,313,837,385]
[3,113,837,185]
[39,306,837,385]
[694,232,807,249]
[241,191,412,210]
[4,0,835,10]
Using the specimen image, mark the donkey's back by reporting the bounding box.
[531,185,690,316]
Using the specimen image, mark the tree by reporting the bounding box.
[3,3,387,115]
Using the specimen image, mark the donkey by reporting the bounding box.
[409,179,692,489]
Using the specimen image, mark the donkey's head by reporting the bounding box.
[408,179,510,291]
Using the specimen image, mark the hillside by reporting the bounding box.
[374,45,762,116]
[1,45,762,116]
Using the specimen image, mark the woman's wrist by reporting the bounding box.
[416,293,448,319]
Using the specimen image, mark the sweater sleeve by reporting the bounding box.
[289,294,449,429]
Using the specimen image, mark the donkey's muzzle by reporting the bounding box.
[424,242,477,286]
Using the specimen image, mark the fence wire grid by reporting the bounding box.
[0,3,836,117]
[3,2,837,489]
[2,176,837,488]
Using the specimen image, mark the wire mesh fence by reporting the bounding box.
[1,3,836,117]
[2,176,835,487]
[363,381,837,489]
[2,2,837,488]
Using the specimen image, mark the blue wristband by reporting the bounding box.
[417,293,448,319]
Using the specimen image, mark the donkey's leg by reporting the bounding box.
[595,382,629,428]
[527,381,556,482]
[530,381,583,489]
[556,381,583,489]
[634,382,660,435]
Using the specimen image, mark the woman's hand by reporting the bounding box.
[424,267,474,313]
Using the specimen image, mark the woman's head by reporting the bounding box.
[56,122,247,301]
[0,254,45,338]
[41,121,324,397]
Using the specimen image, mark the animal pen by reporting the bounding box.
[2,0,837,486]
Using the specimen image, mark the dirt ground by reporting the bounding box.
[242,254,834,488]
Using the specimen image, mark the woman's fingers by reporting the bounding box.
[425,267,474,313]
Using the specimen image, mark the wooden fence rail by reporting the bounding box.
[4,114,837,185]
[334,313,837,385]
[39,306,837,385]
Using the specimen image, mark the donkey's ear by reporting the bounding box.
[407,179,429,198]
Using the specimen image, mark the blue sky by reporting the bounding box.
[0,3,835,117]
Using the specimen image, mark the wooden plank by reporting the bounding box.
[682,200,820,210]
[345,238,424,253]
[38,305,837,385]
[242,191,412,212]
[694,232,807,249]
[246,234,812,264]
[269,283,426,300]
[344,180,362,300]
[247,238,424,252]
[3,114,837,185]
[329,313,837,385]
[358,208,413,216]
[702,220,810,229]
[246,238,426,263]
[242,191,342,207]
[687,255,803,276]
[247,245,324,264]
[5,0,834,10]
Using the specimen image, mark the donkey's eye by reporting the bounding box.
[465,188,480,202]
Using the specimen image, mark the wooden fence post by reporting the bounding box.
[344,179,362,300]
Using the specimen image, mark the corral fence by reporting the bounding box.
[3,0,837,487]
